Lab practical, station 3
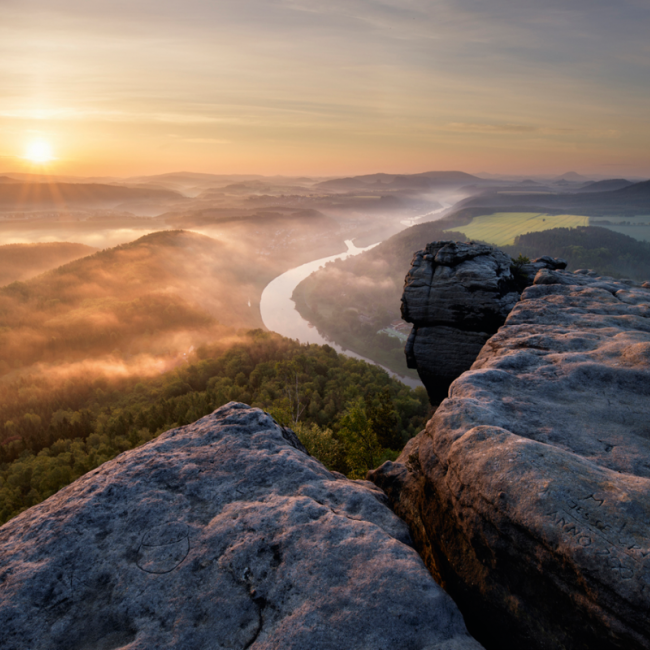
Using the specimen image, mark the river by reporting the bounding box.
[259,201,454,389]
[259,240,423,389]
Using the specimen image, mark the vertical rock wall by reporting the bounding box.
[372,269,650,650]
[402,241,566,403]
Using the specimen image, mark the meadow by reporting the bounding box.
[447,212,589,246]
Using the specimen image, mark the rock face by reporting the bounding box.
[0,402,482,650]
[371,270,650,650]
[401,240,566,402]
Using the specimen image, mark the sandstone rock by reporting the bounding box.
[0,402,482,650]
[402,241,524,403]
[518,255,567,284]
[372,271,650,650]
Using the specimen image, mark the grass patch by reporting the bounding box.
[448,212,589,246]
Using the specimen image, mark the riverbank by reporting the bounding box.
[260,240,422,389]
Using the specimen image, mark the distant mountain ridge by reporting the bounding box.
[315,170,487,192]
[553,171,589,182]
[0,181,185,210]
[454,178,650,216]
[614,179,650,195]
[576,179,633,193]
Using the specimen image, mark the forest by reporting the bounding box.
[502,226,650,280]
[0,329,430,525]
[0,241,97,286]
[0,230,272,378]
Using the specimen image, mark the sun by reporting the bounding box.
[24,140,54,164]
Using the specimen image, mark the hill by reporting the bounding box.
[552,171,589,182]
[0,230,269,378]
[0,181,185,211]
[315,171,485,193]
[576,178,633,193]
[0,242,97,286]
[292,221,466,377]
[614,179,650,196]
[457,179,650,217]
[501,226,650,280]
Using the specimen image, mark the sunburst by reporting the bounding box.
[24,140,54,164]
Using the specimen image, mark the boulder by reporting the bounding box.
[0,402,483,650]
[401,241,520,403]
[518,255,567,284]
[372,270,650,650]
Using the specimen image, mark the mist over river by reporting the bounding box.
[260,239,422,389]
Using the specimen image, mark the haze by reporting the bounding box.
[1,0,649,178]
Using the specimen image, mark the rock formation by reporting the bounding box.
[0,402,483,650]
[371,269,650,650]
[401,240,566,403]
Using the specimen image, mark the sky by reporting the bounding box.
[1,0,649,177]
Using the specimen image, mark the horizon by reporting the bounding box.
[1,168,648,184]
[1,1,649,178]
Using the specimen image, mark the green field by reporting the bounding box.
[447,212,589,246]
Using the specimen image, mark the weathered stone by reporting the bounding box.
[401,241,519,402]
[371,271,650,650]
[519,255,567,283]
[0,402,482,650]
[405,326,489,397]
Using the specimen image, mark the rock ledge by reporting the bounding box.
[0,402,482,650]
[372,270,650,650]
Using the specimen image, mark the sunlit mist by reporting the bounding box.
[24,140,54,164]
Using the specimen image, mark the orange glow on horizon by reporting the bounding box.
[24,140,55,165]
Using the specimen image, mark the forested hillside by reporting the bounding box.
[292,221,466,376]
[502,226,650,280]
[0,242,97,286]
[0,230,271,377]
[0,330,429,524]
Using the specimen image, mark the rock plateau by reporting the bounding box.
[372,268,650,650]
[0,402,482,650]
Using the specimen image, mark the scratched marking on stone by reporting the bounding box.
[136,522,190,574]
[544,494,646,581]
[546,511,637,579]
[547,494,650,580]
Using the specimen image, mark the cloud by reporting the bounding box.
[445,123,538,134]
[0,0,648,175]
[178,138,231,144]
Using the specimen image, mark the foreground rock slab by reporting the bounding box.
[0,402,482,650]
[373,270,650,650]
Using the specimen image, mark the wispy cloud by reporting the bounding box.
[446,123,537,134]
[0,0,648,175]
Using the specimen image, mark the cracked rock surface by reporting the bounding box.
[0,402,482,650]
[371,270,650,650]
[402,241,565,403]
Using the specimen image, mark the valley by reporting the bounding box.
[1,168,649,525]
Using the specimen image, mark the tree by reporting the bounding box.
[337,398,381,478]
[276,357,309,425]
[365,387,401,450]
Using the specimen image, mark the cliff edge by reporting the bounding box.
[0,402,482,650]
[371,268,650,650]
[401,241,565,403]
